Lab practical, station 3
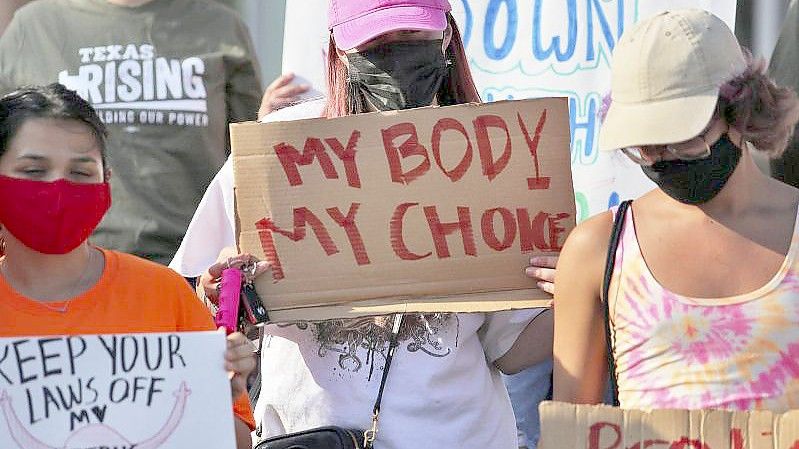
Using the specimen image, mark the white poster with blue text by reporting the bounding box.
[0,331,236,449]
[282,0,736,221]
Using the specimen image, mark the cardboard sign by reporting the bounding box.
[0,332,236,449]
[538,401,799,449]
[231,98,574,321]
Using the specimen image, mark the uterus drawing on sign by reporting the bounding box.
[0,382,190,449]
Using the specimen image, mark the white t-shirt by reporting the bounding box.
[170,99,546,449]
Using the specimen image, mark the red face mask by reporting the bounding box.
[0,175,111,254]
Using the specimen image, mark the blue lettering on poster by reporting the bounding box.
[569,93,600,165]
[458,0,634,73]
[459,0,474,46]
[484,0,518,60]
[532,0,578,62]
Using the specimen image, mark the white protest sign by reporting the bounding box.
[0,331,236,449]
[281,0,737,222]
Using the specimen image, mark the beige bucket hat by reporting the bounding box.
[598,9,747,152]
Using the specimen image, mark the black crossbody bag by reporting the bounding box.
[254,314,404,449]
[602,200,632,406]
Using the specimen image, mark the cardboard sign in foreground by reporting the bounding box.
[232,98,574,322]
[539,401,799,449]
[0,332,236,449]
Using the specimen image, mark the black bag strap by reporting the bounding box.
[602,200,632,407]
[249,327,265,408]
[363,313,404,448]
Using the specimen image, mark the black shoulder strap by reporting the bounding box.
[364,313,404,448]
[249,327,266,409]
[602,200,632,407]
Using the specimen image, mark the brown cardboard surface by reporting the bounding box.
[231,98,574,321]
[539,401,799,449]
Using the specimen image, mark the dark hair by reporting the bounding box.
[717,52,799,157]
[322,13,481,118]
[0,83,108,167]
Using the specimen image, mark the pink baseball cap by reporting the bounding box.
[328,0,452,50]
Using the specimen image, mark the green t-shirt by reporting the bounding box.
[0,0,262,264]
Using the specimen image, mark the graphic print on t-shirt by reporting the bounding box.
[58,43,209,128]
[279,314,458,379]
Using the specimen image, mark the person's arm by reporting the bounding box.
[170,273,257,448]
[489,255,561,373]
[226,331,256,449]
[477,308,551,375]
[552,211,613,404]
[493,309,554,374]
[234,419,252,449]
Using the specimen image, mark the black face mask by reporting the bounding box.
[641,135,742,205]
[346,40,449,112]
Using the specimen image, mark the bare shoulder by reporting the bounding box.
[555,208,617,296]
[561,209,615,260]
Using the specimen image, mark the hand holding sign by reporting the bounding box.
[526,256,558,295]
[223,330,256,399]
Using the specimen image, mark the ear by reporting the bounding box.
[442,24,453,53]
[104,168,112,182]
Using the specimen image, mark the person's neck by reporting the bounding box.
[698,146,769,217]
[0,240,99,302]
[105,0,155,7]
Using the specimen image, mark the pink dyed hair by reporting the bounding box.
[322,13,481,118]
[717,52,799,158]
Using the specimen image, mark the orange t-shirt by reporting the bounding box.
[0,248,256,430]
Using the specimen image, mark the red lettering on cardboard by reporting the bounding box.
[588,422,621,449]
[256,218,284,281]
[730,429,743,449]
[628,441,670,449]
[390,203,432,261]
[548,212,571,251]
[481,208,516,251]
[473,115,512,181]
[382,122,430,184]
[327,203,370,265]
[668,438,709,449]
[517,110,552,190]
[275,139,339,186]
[424,206,477,258]
[431,117,473,182]
[255,208,339,281]
[325,130,362,188]
[517,209,551,252]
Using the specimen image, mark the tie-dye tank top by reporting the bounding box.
[608,205,799,411]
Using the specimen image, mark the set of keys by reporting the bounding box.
[215,261,269,334]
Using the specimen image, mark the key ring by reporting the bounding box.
[240,259,257,283]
